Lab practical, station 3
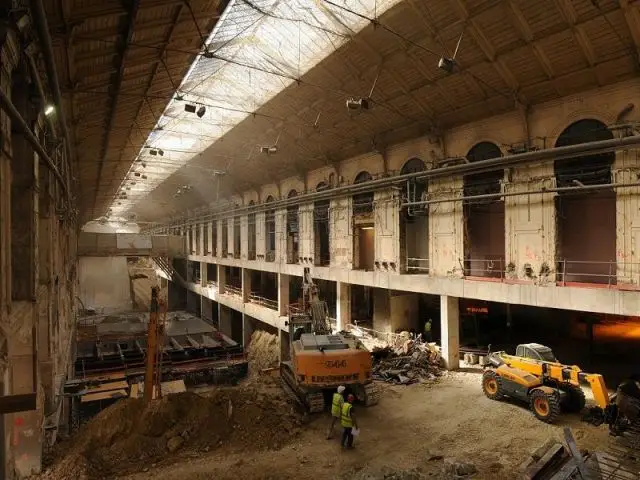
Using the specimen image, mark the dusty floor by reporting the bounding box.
[120,371,613,480]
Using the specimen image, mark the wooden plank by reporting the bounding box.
[81,389,128,403]
[563,427,592,480]
[524,443,565,479]
[85,380,129,394]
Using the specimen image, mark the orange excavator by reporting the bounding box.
[280,268,379,412]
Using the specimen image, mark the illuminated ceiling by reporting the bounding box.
[109,0,404,218]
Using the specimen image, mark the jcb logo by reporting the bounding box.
[325,360,347,369]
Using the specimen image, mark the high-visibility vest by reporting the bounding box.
[331,393,344,418]
[341,402,353,428]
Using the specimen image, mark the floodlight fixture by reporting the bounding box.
[197,105,206,118]
[44,104,55,116]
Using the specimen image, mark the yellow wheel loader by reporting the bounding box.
[482,343,639,434]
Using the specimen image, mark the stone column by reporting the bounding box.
[206,222,213,257]
[440,295,460,370]
[241,268,252,303]
[190,225,197,254]
[277,273,289,316]
[242,314,254,348]
[218,304,232,337]
[217,264,226,294]
[200,261,207,288]
[199,223,205,256]
[336,282,351,332]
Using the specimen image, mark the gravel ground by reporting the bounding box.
[120,371,613,480]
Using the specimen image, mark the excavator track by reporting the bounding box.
[363,382,381,407]
[279,362,325,413]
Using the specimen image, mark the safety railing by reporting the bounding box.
[406,257,429,274]
[463,258,505,279]
[224,284,242,297]
[554,259,640,286]
[249,293,278,310]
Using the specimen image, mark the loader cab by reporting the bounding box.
[515,343,558,363]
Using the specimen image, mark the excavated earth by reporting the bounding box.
[41,380,302,479]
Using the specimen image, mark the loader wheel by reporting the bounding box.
[559,383,586,413]
[482,370,504,400]
[530,389,561,424]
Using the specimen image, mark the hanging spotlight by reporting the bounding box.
[141,174,148,180]
[437,57,455,73]
[149,149,158,156]
[184,104,197,113]
[197,105,206,118]
[134,172,141,177]
[44,104,55,116]
[158,149,164,156]
[141,162,147,168]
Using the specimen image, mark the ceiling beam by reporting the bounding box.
[554,0,598,69]
[620,0,640,65]
[93,0,141,217]
[449,0,524,102]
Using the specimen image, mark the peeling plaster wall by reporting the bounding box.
[373,189,400,271]
[298,203,314,264]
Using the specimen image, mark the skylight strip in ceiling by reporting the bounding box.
[109,0,403,217]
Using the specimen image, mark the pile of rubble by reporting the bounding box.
[247,329,279,375]
[41,385,302,479]
[371,338,443,385]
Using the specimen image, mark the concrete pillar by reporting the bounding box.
[219,304,232,337]
[200,261,207,287]
[242,314,254,348]
[242,268,252,303]
[206,222,213,257]
[190,225,197,254]
[440,295,460,370]
[218,264,226,294]
[336,282,351,332]
[199,223,205,256]
[278,273,289,316]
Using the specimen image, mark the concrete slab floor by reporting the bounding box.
[80,311,217,337]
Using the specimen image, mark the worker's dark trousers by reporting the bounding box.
[327,416,339,439]
[341,427,353,448]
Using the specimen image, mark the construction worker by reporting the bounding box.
[326,385,345,439]
[423,318,433,342]
[341,394,358,449]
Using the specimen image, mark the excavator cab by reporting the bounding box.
[515,343,558,362]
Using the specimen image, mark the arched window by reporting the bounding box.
[554,119,614,187]
[400,158,427,205]
[464,142,503,197]
[353,171,373,216]
[287,189,298,198]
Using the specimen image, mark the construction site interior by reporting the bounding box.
[2,0,640,479]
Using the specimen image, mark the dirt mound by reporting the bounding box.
[42,385,302,479]
[247,330,279,374]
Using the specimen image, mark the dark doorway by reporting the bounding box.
[286,190,299,264]
[314,182,330,266]
[400,158,429,273]
[463,142,505,279]
[248,200,256,260]
[265,195,276,262]
[555,119,616,285]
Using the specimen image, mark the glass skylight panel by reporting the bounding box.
[109,0,403,217]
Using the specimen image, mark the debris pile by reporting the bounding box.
[247,329,279,375]
[42,385,302,479]
[371,339,443,385]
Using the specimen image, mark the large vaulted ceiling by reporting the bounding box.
[47,0,640,224]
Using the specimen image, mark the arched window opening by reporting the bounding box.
[353,171,373,217]
[554,119,616,285]
[265,195,276,261]
[400,158,429,274]
[286,189,299,264]
[314,182,330,266]
[463,142,505,279]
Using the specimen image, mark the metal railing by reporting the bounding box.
[223,284,242,297]
[249,293,278,310]
[406,257,429,274]
[555,259,636,286]
[463,258,505,279]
